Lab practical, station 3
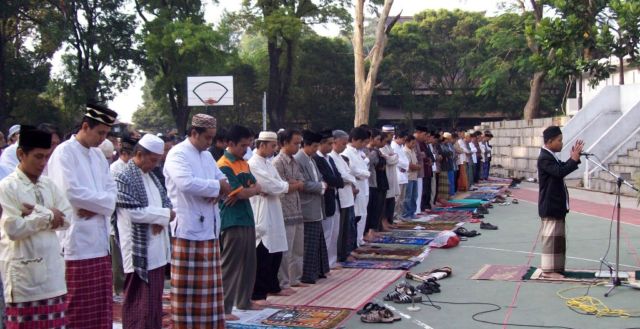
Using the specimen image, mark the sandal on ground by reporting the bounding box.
[383,290,402,301]
[379,308,401,322]
[416,282,434,295]
[357,302,379,315]
[454,227,481,238]
[480,222,498,230]
[393,293,422,304]
[360,309,393,323]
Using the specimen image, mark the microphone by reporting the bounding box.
[580,152,594,156]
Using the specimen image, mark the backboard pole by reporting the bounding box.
[262,92,267,131]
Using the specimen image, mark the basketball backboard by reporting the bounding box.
[187,76,234,106]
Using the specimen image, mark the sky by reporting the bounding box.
[105,0,505,123]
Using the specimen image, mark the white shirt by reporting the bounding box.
[0,164,13,181]
[380,144,399,198]
[469,142,478,164]
[163,139,226,241]
[342,145,370,216]
[248,153,289,253]
[392,141,409,184]
[457,139,470,164]
[479,142,487,162]
[329,150,356,209]
[46,136,117,260]
[110,158,127,175]
[0,169,72,303]
[117,172,171,273]
[0,144,18,169]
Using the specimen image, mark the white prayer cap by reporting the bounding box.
[138,134,164,155]
[443,132,452,139]
[256,131,277,142]
[98,139,114,160]
[381,125,395,133]
[8,125,20,139]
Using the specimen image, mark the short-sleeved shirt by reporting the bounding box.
[217,150,257,231]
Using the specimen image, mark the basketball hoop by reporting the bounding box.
[204,98,218,106]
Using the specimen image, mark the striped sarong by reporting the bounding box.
[171,238,224,329]
[65,255,112,329]
[437,172,449,200]
[5,295,67,329]
[540,218,566,273]
[301,221,330,283]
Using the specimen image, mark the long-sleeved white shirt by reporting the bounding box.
[457,139,471,164]
[248,153,289,253]
[392,141,409,185]
[342,145,370,216]
[163,139,226,241]
[46,136,117,260]
[329,150,356,209]
[380,144,399,198]
[0,144,18,169]
[117,172,171,273]
[469,142,478,164]
[0,169,72,303]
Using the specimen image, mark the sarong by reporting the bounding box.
[122,266,165,329]
[540,218,566,273]
[65,255,112,329]
[171,238,225,329]
[437,173,449,200]
[5,295,67,329]
[301,221,330,283]
[457,164,468,192]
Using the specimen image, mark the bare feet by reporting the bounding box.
[248,302,265,310]
[540,272,565,279]
[291,282,309,288]
[331,265,344,270]
[269,288,296,296]
[225,314,240,321]
[252,299,271,306]
[364,229,377,242]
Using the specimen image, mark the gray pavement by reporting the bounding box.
[344,192,640,329]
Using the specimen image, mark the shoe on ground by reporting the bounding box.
[480,222,498,230]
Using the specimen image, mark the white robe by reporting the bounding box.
[341,145,370,217]
[117,172,171,273]
[329,150,356,209]
[163,139,226,241]
[0,144,18,170]
[46,136,117,261]
[248,153,289,253]
[380,144,399,198]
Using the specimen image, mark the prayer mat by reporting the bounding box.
[523,267,637,283]
[470,264,531,282]
[353,244,426,256]
[227,308,305,329]
[365,235,434,245]
[340,259,418,270]
[113,289,172,328]
[262,307,350,329]
[381,230,441,238]
[392,221,460,231]
[267,268,404,310]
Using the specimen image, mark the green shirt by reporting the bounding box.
[217,150,256,230]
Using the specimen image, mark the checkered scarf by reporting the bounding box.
[114,160,172,282]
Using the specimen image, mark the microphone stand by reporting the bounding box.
[583,154,639,297]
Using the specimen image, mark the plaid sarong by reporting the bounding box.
[122,266,166,329]
[541,218,566,273]
[65,255,112,329]
[115,161,172,283]
[5,295,67,329]
[301,221,330,282]
[171,238,225,329]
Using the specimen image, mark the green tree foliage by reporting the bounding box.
[239,0,351,129]
[598,0,640,84]
[132,79,174,133]
[136,1,232,135]
[50,0,138,104]
[0,1,66,131]
[288,35,354,131]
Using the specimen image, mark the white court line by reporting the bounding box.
[460,245,640,270]
[383,303,435,329]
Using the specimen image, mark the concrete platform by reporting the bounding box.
[344,183,640,329]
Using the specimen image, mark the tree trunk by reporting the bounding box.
[353,0,394,127]
[266,38,282,129]
[523,71,545,120]
[619,56,624,85]
[169,86,189,136]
